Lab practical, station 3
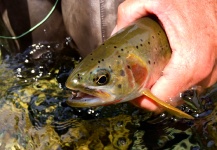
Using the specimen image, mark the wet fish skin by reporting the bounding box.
[66,17,194,119]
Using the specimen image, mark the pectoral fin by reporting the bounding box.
[142,89,194,119]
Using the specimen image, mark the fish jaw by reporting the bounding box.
[66,77,117,107]
[67,93,105,107]
[66,89,118,107]
[66,93,119,107]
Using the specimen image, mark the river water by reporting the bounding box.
[0,43,217,150]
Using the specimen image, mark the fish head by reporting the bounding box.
[65,42,149,107]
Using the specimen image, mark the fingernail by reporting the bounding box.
[111,25,117,36]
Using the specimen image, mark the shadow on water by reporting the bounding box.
[0,41,217,149]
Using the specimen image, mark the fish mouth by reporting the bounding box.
[66,90,112,107]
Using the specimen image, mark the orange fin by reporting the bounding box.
[142,89,194,119]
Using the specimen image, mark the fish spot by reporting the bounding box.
[118,84,122,89]
[120,70,125,76]
[109,66,113,72]
[140,39,143,42]
[102,43,105,45]
[114,46,117,48]
[91,58,94,61]
[102,59,104,61]
[154,62,156,64]
[93,78,96,82]
[148,42,150,45]
[140,44,143,47]
[98,61,100,63]
[148,60,151,64]
[121,49,124,51]
[118,55,121,58]
[152,36,155,39]
[78,76,82,80]
[127,65,131,69]
[90,53,93,55]
[136,46,139,49]
[77,74,82,80]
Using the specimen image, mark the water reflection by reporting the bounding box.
[0,44,217,149]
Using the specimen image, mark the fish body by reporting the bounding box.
[66,17,194,119]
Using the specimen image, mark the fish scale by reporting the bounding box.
[66,17,194,119]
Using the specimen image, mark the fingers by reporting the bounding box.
[136,46,216,111]
[111,0,153,35]
[133,52,195,111]
[199,62,217,88]
[114,0,217,112]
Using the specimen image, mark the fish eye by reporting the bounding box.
[92,69,110,86]
[96,74,108,85]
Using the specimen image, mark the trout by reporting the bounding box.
[66,17,194,119]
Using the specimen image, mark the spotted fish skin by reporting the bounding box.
[65,17,195,120]
[66,17,171,107]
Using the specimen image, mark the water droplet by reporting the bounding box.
[117,137,127,146]
[31,70,35,73]
[24,59,29,63]
[116,121,123,127]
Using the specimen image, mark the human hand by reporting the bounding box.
[112,0,217,111]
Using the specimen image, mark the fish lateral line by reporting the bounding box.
[142,90,194,120]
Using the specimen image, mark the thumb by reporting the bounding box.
[111,0,153,35]
[133,52,194,111]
